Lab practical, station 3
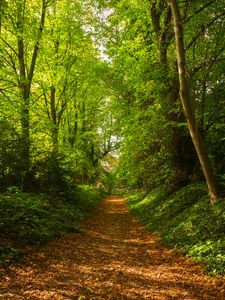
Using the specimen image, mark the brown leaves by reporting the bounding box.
[0,196,224,299]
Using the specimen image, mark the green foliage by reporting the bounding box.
[188,240,225,275]
[0,244,23,264]
[127,182,225,275]
[74,184,104,212]
[0,185,103,264]
[6,186,21,194]
[103,0,225,193]
[0,0,116,192]
[0,0,224,276]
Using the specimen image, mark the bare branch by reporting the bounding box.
[186,12,225,50]
[184,1,217,23]
[0,36,18,56]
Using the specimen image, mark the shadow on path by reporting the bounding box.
[0,196,225,299]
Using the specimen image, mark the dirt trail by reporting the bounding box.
[0,196,225,299]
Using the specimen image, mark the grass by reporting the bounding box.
[0,184,103,265]
[126,182,225,276]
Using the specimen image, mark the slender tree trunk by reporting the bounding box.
[200,69,207,129]
[150,1,172,66]
[168,0,218,203]
[16,0,47,185]
[49,85,60,188]
[68,106,78,147]
[150,1,195,187]
[50,85,59,155]
[17,36,31,176]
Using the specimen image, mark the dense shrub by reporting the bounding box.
[127,182,225,275]
[0,184,103,264]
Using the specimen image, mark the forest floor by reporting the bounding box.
[0,196,225,300]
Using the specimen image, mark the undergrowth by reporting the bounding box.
[127,182,225,276]
[0,184,103,265]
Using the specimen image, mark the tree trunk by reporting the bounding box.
[50,85,59,155]
[168,0,218,203]
[16,0,47,186]
[17,37,31,176]
[149,1,195,188]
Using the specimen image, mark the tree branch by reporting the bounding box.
[28,0,47,83]
[184,1,217,23]
[0,36,18,56]
[186,11,225,50]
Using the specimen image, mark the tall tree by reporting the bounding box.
[168,0,218,203]
[97,0,224,194]
[0,0,48,187]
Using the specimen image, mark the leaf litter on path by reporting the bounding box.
[0,196,225,299]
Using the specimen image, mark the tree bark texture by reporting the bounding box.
[168,0,218,203]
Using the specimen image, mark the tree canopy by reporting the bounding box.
[0,0,224,200]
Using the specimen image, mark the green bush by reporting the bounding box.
[74,184,103,212]
[188,240,225,275]
[0,184,103,264]
[0,244,23,263]
[127,182,225,275]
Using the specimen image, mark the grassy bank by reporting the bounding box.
[0,185,103,265]
[127,182,225,275]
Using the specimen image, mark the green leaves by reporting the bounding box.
[127,182,225,275]
[0,185,103,264]
[0,0,118,190]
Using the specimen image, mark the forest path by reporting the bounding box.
[0,196,225,299]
